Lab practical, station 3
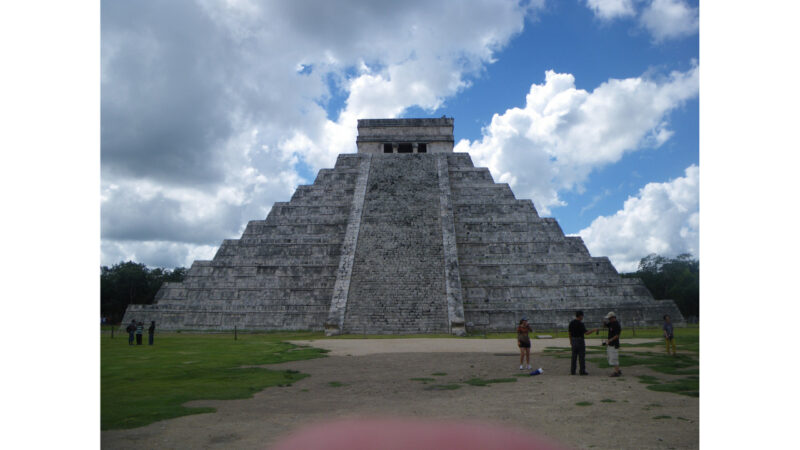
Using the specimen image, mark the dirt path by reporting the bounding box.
[286,337,663,356]
[102,339,698,449]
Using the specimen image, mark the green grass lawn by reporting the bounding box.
[102,325,698,429]
[101,331,327,430]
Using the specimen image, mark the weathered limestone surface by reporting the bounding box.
[356,118,454,154]
[342,155,449,334]
[123,154,363,330]
[122,120,684,333]
[324,155,371,335]
[444,153,683,330]
[436,154,467,336]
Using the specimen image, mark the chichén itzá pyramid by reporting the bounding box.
[122,118,684,335]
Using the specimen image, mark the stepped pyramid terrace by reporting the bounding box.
[122,118,684,335]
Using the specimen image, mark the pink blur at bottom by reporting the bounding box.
[271,417,568,450]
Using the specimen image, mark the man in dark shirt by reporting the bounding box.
[604,312,622,377]
[126,320,136,345]
[568,310,599,375]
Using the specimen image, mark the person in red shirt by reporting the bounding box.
[517,318,533,370]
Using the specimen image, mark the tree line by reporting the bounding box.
[101,261,186,324]
[621,253,699,320]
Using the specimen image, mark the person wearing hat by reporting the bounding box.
[568,311,600,375]
[603,312,622,377]
[516,317,533,370]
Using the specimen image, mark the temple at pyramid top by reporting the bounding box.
[356,117,455,154]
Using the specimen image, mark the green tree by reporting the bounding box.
[623,253,699,319]
[100,261,186,323]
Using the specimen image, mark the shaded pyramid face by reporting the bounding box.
[122,121,683,334]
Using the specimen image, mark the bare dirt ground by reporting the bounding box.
[102,338,698,450]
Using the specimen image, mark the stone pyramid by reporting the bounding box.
[122,118,683,335]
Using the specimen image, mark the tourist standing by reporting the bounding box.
[126,320,136,345]
[663,315,676,356]
[135,321,144,345]
[568,311,600,375]
[148,321,156,345]
[517,318,533,370]
[603,312,622,377]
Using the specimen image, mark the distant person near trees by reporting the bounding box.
[568,311,600,376]
[135,321,144,345]
[602,312,622,377]
[663,315,676,356]
[517,318,533,370]
[148,321,156,345]
[126,320,136,345]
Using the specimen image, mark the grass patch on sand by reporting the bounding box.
[424,384,462,391]
[646,378,699,397]
[464,377,518,387]
[431,372,447,376]
[410,378,436,383]
[636,374,698,397]
[588,352,697,374]
[586,339,699,400]
[101,331,327,430]
[576,401,593,406]
[580,329,699,399]
[637,375,661,385]
[328,381,347,387]
[600,399,616,403]
[653,415,672,420]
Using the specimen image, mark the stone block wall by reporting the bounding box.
[343,154,449,334]
[121,151,684,333]
[445,153,683,331]
[121,154,363,330]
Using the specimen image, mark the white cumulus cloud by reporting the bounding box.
[640,0,699,42]
[578,164,699,272]
[585,0,636,20]
[583,0,698,42]
[455,63,699,214]
[101,0,543,268]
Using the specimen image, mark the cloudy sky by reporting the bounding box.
[11,2,800,444]
[101,0,699,272]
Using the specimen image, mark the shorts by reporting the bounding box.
[607,346,619,366]
[518,340,531,349]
